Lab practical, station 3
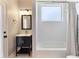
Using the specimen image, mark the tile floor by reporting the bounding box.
[9,51,32,58]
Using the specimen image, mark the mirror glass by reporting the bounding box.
[21,15,32,30]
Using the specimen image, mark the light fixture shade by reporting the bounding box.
[19,9,32,15]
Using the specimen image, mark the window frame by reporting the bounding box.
[36,2,64,22]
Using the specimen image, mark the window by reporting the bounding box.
[41,6,62,21]
[36,3,68,50]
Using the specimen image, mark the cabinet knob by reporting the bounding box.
[4,35,7,38]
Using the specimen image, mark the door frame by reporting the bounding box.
[1,1,8,58]
[32,0,36,57]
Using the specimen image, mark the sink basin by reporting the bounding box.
[16,34,32,36]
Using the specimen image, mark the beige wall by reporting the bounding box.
[18,0,32,34]
[6,0,32,55]
[18,0,32,9]
[18,10,32,34]
[7,0,19,55]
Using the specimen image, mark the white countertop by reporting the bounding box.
[16,34,32,36]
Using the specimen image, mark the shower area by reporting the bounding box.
[33,0,79,58]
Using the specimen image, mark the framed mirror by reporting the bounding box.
[21,15,32,30]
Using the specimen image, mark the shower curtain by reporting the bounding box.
[32,1,78,57]
[68,3,78,56]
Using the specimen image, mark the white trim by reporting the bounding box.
[37,47,67,51]
[2,3,8,57]
[36,0,79,3]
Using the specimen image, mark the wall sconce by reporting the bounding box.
[20,9,32,15]
[25,9,31,11]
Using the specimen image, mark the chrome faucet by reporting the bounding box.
[25,30,28,33]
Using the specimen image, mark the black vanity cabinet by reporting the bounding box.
[16,35,32,56]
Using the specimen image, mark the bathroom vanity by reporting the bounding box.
[16,34,32,56]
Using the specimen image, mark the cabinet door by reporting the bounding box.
[24,37,31,47]
[16,37,24,47]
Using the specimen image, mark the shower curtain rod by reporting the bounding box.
[36,1,79,3]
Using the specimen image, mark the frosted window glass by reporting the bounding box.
[41,7,62,21]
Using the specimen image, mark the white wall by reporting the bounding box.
[7,0,19,55]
